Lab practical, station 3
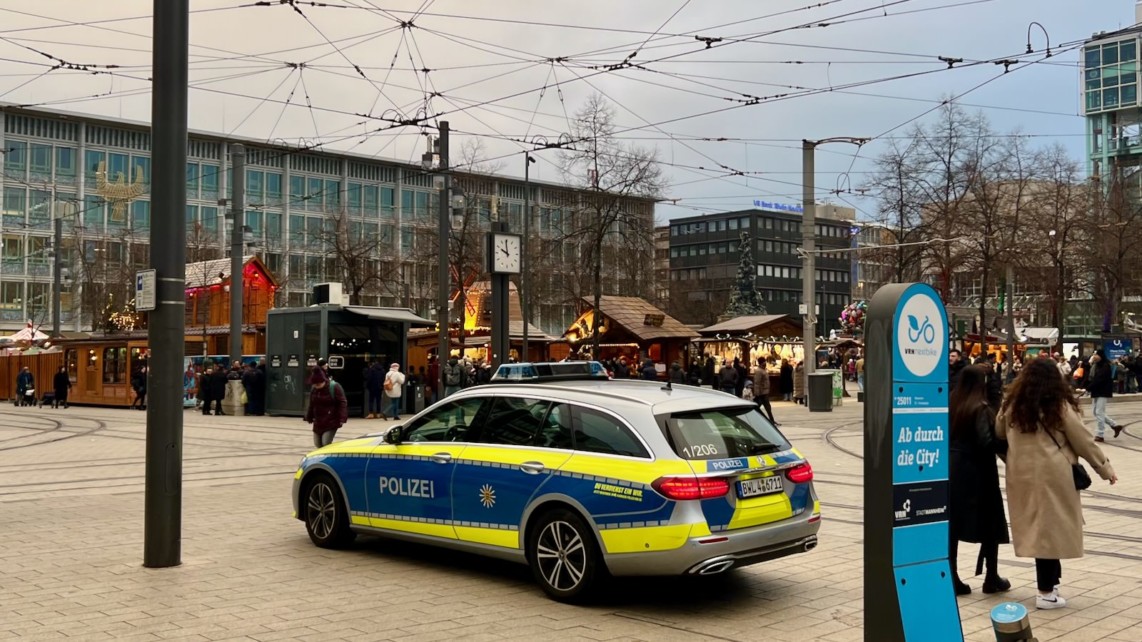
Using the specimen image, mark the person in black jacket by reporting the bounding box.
[686,362,702,386]
[203,364,227,416]
[668,361,685,384]
[948,365,1010,596]
[1088,350,1124,442]
[948,349,967,393]
[718,360,738,395]
[365,360,387,419]
[703,355,716,389]
[131,366,147,410]
[779,359,794,401]
[640,359,657,381]
[733,357,749,398]
[53,366,71,409]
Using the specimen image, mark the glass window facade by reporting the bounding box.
[1085,38,1139,113]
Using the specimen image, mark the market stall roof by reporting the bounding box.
[698,315,800,336]
[1,323,48,343]
[1019,327,1059,344]
[577,296,698,341]
[185,255,279,289]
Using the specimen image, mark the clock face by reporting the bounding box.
[492,234,521,274]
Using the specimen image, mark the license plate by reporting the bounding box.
[737,476,784,499]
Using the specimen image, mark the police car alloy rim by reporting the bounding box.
[536,520,587,591]
[307,482,337,540]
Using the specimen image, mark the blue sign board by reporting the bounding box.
[753,200,804,213]
[865,283,962,642]
[1104,338,1130,360]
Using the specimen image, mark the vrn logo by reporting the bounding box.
[894,499,911,520]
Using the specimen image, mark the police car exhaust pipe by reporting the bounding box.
[803,537,818,552]
[695,560,735,575]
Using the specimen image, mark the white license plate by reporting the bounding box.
[737,476,784,498]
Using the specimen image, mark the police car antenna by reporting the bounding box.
[661,380,672,392]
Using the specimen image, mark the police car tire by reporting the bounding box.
[303,473,356,549]
[527,508,602,602]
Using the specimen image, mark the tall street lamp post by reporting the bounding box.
[801,137,867,392]
[427,123,450,401]
[521,153,536,362]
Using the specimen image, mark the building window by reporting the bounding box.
[246,170,264,203]
[728,218,738,230]
[4,140,27,177]
[201,163,219,199]
[103,347,127,385]
[306,177,323,210]
[132,201,150,232]
[55,146,76,181]
[266,172,282,203]
[289,175,306,205]
[186,205,199,234]
[201,206,219,233]
[186,162,200,197]
[267,212,282,240]
[30,144,52,176]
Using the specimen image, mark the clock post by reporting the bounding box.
[486,222,520,369]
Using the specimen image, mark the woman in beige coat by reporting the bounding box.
[792,361,806,405]
[997,358,1118,610]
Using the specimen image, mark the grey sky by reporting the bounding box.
[0,0,1123,223]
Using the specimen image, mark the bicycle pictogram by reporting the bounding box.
[906,315,935,343]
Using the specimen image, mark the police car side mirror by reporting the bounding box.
[384,426,403,445]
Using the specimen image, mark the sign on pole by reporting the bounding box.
[136,269,157,312]
[864,283,962,642]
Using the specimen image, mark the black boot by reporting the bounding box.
[952,573,971,596]
[982,575,1011,594]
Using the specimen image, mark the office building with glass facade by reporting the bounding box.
[0,105,654,335]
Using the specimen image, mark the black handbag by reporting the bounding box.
[1046,429,1092,491]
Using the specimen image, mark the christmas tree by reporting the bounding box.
[724,231,767,317]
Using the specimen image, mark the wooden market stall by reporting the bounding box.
[554,296,698,371]
[694,315,805,397]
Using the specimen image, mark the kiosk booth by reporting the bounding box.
[265,304,433,417]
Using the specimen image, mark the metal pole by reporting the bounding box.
[521,154,533,362]
[1005,263,1016,382]
[144,0,188,569]
[436,122,450,400]
[802,140,817,379]
[52,215,62,338]
[228,143,245,365]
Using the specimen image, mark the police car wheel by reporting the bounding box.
[304,474,355,549]
[528,509,601,602]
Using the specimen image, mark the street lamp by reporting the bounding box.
[522,153,536,362]
[427,124,451,400]
[801,137,867,382]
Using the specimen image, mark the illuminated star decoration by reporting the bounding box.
[478,484,496,509]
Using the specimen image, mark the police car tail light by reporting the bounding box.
[785,462,814,484]
[652,476,729,500]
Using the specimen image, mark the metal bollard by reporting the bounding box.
[991,603,1035,641]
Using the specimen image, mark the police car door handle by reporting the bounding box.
[431,453,453,464]
[519,461,545,475]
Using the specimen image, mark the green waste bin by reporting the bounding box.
[808,373,834,412]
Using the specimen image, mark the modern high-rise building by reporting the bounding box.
[667,204,856,329]
[0,105,655,335]
[1083,3,1142,189]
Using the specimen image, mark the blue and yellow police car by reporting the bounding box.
[293,361,820,602]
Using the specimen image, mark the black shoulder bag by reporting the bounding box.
[1046,429,1092,491]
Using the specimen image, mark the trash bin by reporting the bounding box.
[808,373,834,412]
[405,384,424,415]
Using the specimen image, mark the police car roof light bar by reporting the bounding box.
[491,361,611,383]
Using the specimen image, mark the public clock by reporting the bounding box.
[488,232,522,274]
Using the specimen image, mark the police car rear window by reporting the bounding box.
[665,407,790,460]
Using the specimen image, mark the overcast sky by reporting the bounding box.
[0,0,1128,223]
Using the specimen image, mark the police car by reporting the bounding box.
[293,361,820,602]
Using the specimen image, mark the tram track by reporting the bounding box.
[0,412,107,451]
[0,464,294,497]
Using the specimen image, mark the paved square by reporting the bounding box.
[2,396,1141,641]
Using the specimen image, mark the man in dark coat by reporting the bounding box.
[131,366,147,410]
[365,360,387,419]
[668,361,685,384]
[16,367,34,407]
[948,349,967,393]
[702,355,716,389]
[53,366,71,409]
[206,365,227,415]
[779,360,794,401]
[718,360,738,395]
[640,359,657,381]
[1088,350,1123,442]
[733,358,749,398]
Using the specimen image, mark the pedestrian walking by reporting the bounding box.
[686,362,702,386]
[668,361,685,384]
[948,365,1010,596]
[948,349,966,393]
[384,363,406,421]
[856,355,865,394]
[53,366,71,409]
[733,357,748,398]
[997,358,1118,610]
[204,364,226,416]
[1087,350,1124,442]
[753,358,777,425]
[703,355,717,389]
[304,366,347,448]
[131,366,147,410]
[365,360,387,419]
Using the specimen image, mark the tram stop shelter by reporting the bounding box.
[265,304,434,417]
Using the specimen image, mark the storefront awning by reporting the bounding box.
[343,306,435,326]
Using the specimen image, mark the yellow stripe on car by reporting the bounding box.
[599,524,694,554]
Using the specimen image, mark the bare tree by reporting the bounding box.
[1083,170,1142,332]
[559,93,664,355]
[308,207,399,305]
[864,138,929,282]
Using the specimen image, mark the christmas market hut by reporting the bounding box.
[556,295,698,369]
[695,315,804,393]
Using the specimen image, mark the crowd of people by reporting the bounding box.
[183,359,268,416]
[946,348,1120,610]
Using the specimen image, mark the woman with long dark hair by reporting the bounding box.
[947,365,1009,596]
[997,358,1118,610]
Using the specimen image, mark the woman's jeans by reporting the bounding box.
[1092,396,1117,438]
[1035,559,1061,592]
[389,395,402,418]
[313,429,336,448]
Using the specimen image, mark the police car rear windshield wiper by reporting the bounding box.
[746,443,780,455]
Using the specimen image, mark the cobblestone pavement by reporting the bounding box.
[2,394,1141,641]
